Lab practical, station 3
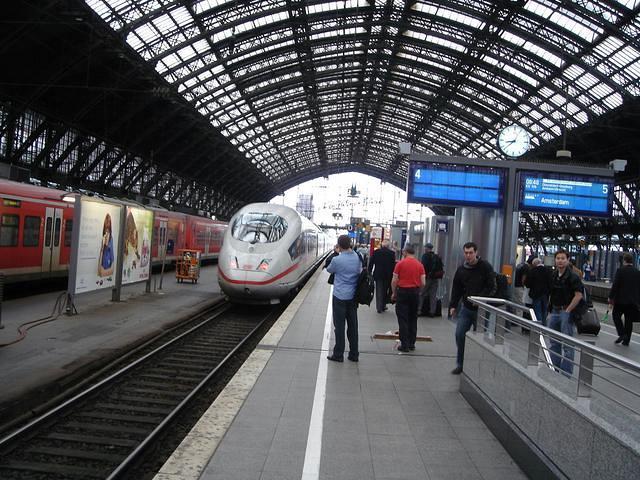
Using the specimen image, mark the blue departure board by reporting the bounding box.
[518,171,613,217]
[407,162,506,208]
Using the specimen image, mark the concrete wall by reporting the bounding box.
[461,334,640,480]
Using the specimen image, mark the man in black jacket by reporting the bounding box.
[368,240,396,313]
[449,242,496,374]
[608,252,640,346]
[419,242,444,317]
[525,258,552,325]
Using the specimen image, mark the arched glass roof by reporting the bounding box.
[85,0,640,190]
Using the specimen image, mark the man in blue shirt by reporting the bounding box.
[326,234,362,362]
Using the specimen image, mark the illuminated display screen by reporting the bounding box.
[407,162,506,208]
[518,171,613,217]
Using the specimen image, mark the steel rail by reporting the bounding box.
[107,309,271,479]
[0,301,232,449]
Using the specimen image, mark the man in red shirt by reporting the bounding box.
[391,244,426,352]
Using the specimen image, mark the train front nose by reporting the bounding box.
[217,263,274,298]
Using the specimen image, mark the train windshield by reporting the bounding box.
[231,212,288,244]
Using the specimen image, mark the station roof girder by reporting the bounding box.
[0,0,638,208]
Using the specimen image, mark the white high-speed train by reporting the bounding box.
[217,203,333,303]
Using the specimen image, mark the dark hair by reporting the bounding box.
[337,235,351,250]
[622,252,634,264]
[403,243,415,255]
[463,242,477,251]
[554,249,569,259]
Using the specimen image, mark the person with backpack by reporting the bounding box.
[390,243,426,352]
[419,242,444,317]
[326,235,362,363]
[548,249,584,376]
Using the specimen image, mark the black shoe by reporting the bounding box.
[348,356,359,362]
[451,366,463,375]
[408,345,415,351]
[397,345,410,353]
[327,355,343,362]
[377,310,383,314]
[615,336,624,344]
[426,313,434,318]
[622,337,630,346]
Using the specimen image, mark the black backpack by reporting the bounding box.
[431,254,444,279]
[355,253,375,306]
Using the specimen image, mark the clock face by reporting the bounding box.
[498,125,530,157]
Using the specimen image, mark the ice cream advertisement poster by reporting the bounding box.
[73,200,122,294]
[122,206,153,285]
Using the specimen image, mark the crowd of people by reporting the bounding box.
[324,235,638,377]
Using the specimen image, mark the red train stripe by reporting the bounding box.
[218,262,300,285]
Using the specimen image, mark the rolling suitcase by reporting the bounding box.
[574,308,600,335]
[421,297,442,317]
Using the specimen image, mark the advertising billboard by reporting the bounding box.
[518,171,613,217]
[121,206,154,285]
[408,162,506,208]
[71,199,122,294]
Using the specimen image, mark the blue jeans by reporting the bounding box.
[454,305,478,368]
[331,296,359,359]
[532,297,548,326]
[548,310,574,376]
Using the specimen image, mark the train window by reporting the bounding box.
[54,218,61,247]
[64,219,73,247]
[288,234,303,260]
[0,214,19,246]
[45,217,52,247]
[232,213,288,244]
[23,216,40,247]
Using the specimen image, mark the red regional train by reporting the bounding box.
[0,179,227,284]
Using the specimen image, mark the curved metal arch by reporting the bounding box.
[75,0,640,201]
[200,37,583,141]
[226,97,477,160]
[107,0,636,118]
[177,4,604,123]
[212,65,533,157]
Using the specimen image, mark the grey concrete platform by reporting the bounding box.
[186,270,526,480]
[0,265,223,419]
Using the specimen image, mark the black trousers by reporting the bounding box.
[395,288,420,348]
[612,303,639,340]
[375,276,391,313]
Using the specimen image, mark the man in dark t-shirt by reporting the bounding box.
[548,249,584,376]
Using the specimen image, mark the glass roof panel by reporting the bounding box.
[85,0,640,187]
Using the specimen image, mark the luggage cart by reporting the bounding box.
[176,249,201,283]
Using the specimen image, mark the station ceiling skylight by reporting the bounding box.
[85,0,640,189]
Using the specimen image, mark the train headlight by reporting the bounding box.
[229,256,238,269]
[257,259,270,271]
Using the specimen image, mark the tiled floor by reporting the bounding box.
[200,271,527,480]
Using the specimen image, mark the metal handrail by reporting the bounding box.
[465,295,640,446]
[467,296,640,418]
[468,296,640,375]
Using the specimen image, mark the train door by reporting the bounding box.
[204,227,211,255]
[42,207,63,275]
[158,219,168,261]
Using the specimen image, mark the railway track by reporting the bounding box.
[0,302,280,479]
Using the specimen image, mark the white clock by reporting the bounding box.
[498,124,530,157]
